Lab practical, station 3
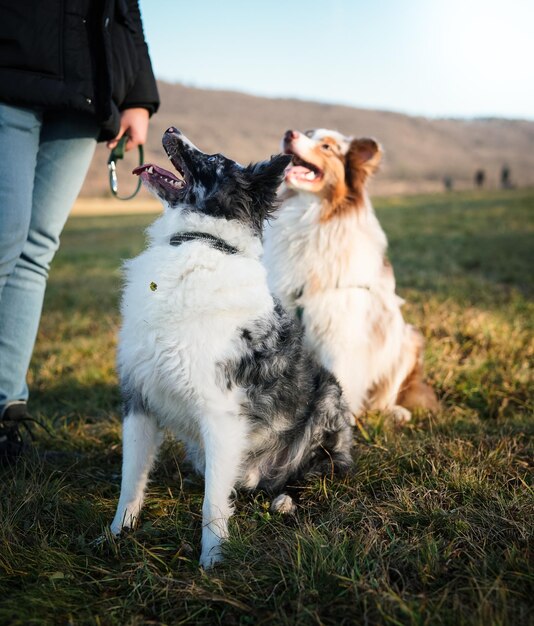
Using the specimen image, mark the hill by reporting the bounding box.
[81,81,534,197]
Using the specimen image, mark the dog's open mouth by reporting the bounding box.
[284,151,323,183]
[133,140,191,203]
[133,163,186,190]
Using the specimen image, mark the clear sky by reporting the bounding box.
[139,0,534,120]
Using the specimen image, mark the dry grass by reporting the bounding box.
[0,189,532,625]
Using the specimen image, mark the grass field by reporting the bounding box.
[1,189,532,626]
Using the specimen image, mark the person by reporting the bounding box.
[0,0,160,461]
[501,164,512,189]
[474,169,485,188]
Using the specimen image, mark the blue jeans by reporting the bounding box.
[0,104,98,411]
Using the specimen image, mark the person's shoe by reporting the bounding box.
[0,401,31,464]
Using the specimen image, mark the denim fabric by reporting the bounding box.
[0,104,98,409]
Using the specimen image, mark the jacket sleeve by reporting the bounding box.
[120,0,160,115]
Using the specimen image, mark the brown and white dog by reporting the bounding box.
[263,129,438,422]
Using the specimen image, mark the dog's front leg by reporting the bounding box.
[111,410,163,534]
[199,410,248,569]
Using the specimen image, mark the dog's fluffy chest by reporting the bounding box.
[263,194,388,307]
[118,239,273,429]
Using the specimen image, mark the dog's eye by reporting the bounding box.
[322,144,331,151]
[207,155,218,163]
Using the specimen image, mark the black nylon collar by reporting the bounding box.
[169,231,239,255]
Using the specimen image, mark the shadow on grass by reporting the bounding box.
[388,232,533,322]
[377,190,534,304]
[30,379,121,421]
[44,270,122,316]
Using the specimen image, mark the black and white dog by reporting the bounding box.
[110,128,353,568]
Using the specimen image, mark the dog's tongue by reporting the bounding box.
[290,165,312,175]
[287,165,317,180]
[133,163,174,177]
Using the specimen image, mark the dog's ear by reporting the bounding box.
[245,153,292,216]
[346,138,382,186]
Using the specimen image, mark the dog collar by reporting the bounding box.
[169,231,240,255]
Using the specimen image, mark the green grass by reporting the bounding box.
[1,189,533,625]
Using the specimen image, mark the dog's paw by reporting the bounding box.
[90,525,126,548]
[199,545,223,570]
[270,493,297,515]
[110,521,132,536]
[390,405,412,424]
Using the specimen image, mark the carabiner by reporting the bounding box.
[108,135,144,201]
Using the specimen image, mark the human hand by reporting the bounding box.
[107,108,150,151]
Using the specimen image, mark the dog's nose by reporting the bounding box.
[166,126,180,135]
[284,130,298,142]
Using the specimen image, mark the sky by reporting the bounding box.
[139,0,534,120]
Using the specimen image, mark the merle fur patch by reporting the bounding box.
[220,301,353,492]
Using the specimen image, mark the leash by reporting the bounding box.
[108,135,144,200]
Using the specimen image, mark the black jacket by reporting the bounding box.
[0,0,160,141]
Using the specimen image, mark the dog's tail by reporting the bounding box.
[396,329,440,413]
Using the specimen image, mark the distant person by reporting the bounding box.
[501,165,512,189]
[0,1,160,461]
[474,169,485,188]
[443,176,453,192]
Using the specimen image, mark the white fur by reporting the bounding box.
[263,188,413,419]
[111,206,274,567]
